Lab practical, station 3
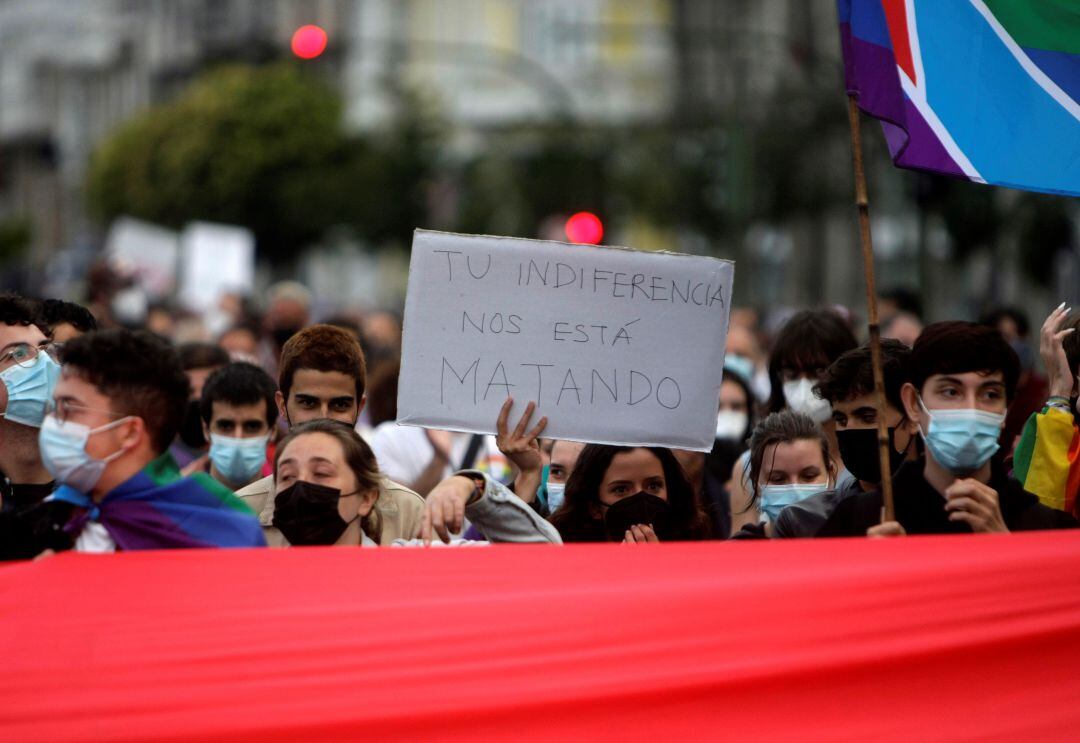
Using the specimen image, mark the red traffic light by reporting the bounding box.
[291,25,328,59]
[564,212,603,244]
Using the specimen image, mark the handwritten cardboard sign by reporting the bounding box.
[397,230,734,451]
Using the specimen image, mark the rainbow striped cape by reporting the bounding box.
[839,0,1080,196]
[51,454,266,550]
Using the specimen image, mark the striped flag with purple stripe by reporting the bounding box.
[839,0,1080,196]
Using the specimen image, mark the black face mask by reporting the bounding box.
[178,399,207,450]
[272,326,302,350]
[603,492,674,542]
[836,426,909,484]
[706,438,746,484]
[273,481,358,546]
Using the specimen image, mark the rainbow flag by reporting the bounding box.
[838,0,1080,196]
[51,454,266,550]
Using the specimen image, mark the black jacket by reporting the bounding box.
[817,457,1079,537]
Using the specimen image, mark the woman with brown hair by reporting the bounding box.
[731,410,836,539]
[549,444,712,543]
[270,419,560,547]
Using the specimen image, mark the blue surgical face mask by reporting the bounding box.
[1,352,61,427]
[759,482,827,522]
[918,398,1004,475]
[209,433,268,486]
[39,414,130,493]
[724,354,756,384]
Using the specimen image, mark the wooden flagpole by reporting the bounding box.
[845,95,895,522]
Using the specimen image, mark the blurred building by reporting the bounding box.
[344,0,675,130]
[0,0,350,274]
[0,0,1072,319]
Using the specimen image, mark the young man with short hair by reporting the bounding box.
[3,329,264,557]
[772,339,917,538]
[818,322,1077,537]
[187,362,277,490]
[235,324,426,545]
[0,294,61,514]
[39,298,97,344]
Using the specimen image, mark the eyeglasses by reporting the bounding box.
[0,341,60,371]
[45,399,129,425]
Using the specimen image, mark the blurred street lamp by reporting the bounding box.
[565,212,603,244]
[291,25,328,60]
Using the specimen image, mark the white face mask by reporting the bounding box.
[715,410,748,440]
[782,378,832,424]
[545,482,566,512]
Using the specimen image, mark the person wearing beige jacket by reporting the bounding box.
[267,420,560,547]
[235,323,428,544]
[236,466,426,547]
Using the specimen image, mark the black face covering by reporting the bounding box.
[178,399,207,450]
[272,326,302,350]
[603,492,674,542]
[836,426,908,484]
[273,481,358,546]
[706,439,746,484]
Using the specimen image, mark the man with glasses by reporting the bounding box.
[0,294,61,515]
[1,328,264,558]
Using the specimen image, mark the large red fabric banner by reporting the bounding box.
[2,533,1080,741]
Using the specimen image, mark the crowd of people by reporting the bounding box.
[0,281,1077,559]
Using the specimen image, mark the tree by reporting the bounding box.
[86,64,445,262]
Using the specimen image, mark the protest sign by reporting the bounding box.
[397,230,733,451]
[104,217,179,298]
[178,221,255,313]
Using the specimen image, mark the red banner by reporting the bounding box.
[3,533,1080,741]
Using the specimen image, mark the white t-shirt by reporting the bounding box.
[74,522,116,553]
[369,423,513,487]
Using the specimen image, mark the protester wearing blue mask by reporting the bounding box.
[728,309,858,535]
[729,410,835,539]
[7,329,265,558]
[818,322,1079,537]
[0,294,65,515]
[183,362,277,490]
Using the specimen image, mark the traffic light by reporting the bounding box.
[564,212,603,244]
[291,25,328,60]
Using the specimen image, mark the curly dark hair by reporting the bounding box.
[814,338,910,411]
[0,293,43,330]
[40,299,97,335]
[59,329,191,452]
[551,444,711,542]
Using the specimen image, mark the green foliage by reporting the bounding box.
[86,64,445,261]
[0,217,32,264]
[1015,194,1075,283]
[455,126,607,238]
